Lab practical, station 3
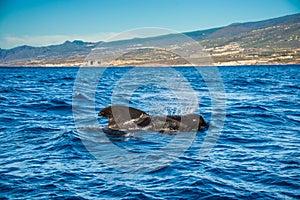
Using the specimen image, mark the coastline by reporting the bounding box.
[0,63,299,68]
[1,14,299,69]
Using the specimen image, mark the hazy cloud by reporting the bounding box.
[0,28,172,49]
[0,33,117,49]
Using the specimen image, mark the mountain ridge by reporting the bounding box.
[1,13,299,66]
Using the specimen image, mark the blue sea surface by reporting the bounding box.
[0,65,299,199]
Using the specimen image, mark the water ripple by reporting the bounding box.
[0,66,299,199]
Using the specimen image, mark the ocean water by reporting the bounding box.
[0,65,299,199]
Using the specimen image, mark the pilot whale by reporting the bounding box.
[98,105,207,133]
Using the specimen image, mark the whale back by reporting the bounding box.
[167,114,207,130]
[99,105,207,132]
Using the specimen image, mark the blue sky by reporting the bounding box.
[0,0,299,49]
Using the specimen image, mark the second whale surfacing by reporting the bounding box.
[98,105,208,133]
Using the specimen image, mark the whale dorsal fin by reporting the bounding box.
[98,105,150,129]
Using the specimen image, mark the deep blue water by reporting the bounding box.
[0,65,299,199]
